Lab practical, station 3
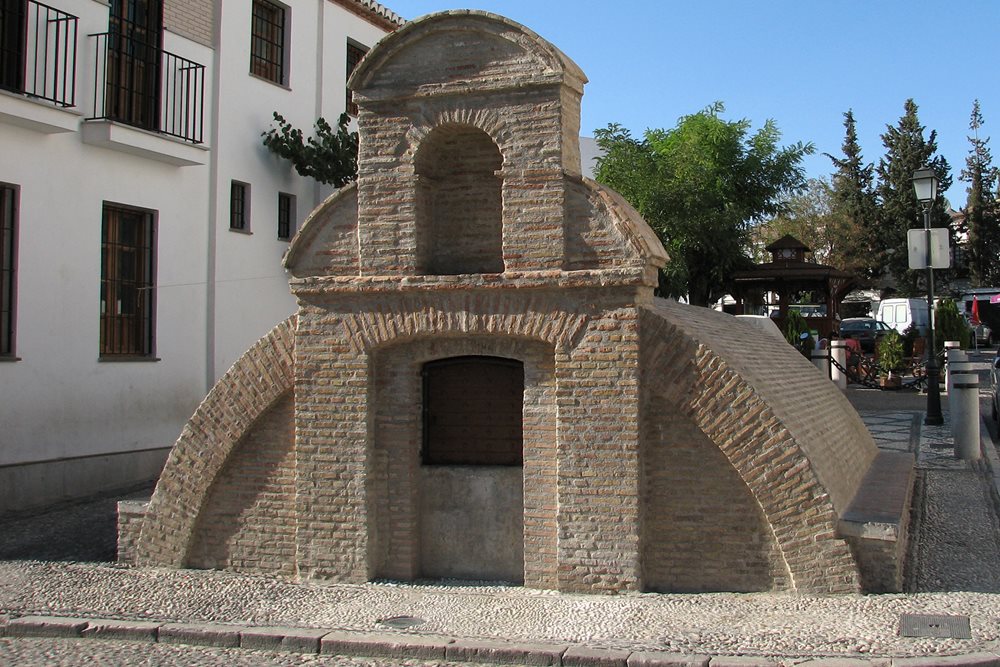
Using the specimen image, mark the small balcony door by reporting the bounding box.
[106,0,162,130]
[0,0,26,93]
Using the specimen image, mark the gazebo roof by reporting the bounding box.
[765,234,811,254]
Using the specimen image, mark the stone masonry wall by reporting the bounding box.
[186,394,296,576]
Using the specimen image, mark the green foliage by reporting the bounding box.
[901,323,920,357]
[960,100,1000,286]
[934,299,970,351]
[825,110,881,279]
[594,102,813,306]
[752,178,836,264]
[877,329,904,372]
[875,99,952,294]
[261,112,358,187]
[783,308,810,351]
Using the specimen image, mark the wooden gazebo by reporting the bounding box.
[729,235,857,338]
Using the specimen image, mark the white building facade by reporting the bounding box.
[0,0,400,511]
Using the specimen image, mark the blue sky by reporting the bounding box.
[381,0,1000,208]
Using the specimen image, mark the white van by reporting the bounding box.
[877,298,930,336]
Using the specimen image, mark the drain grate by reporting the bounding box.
[899,613,972,639]
[377,615,425,629]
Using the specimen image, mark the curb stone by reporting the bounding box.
[158,621,246,648]
[6,615,1000,667]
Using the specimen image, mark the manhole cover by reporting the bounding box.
[899,613,972,639]
[377,615,425,629]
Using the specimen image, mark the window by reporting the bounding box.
[0,184,16,357]
[422,356,524,466]
[277,192,294,240]
[0,0,27,94]
[230,181,249,231]
[345,41,366,115]
[250,0,285,85]
[101,203,154,357]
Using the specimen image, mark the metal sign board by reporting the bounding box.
[907,228,950,269]
[899,613,972,639]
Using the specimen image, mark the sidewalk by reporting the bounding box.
[2,388,1000,666]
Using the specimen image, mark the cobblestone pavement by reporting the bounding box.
[2,382,1000,665]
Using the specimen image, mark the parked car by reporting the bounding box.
[967,317,993,347]
[839,317,893,353]
[992,350,1000,423]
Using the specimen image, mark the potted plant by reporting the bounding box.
[878,330,905,390]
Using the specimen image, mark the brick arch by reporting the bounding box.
[135,317,296,567]
[641,304,862,593]
[338,292,592,354]
[403,107,513,171]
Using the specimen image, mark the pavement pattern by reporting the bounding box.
[2,382,1000,666]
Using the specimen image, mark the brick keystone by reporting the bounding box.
[82,619,161,641]
[563,645,631,666]
[158,622,245,648]
[628,652,711,667]
[320,630,453,660]
[445,638,568,665]
[891,654,1000,667]
[6,616,90,638]
[240,626,330,653]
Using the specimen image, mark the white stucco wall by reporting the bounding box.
[0,2,213,471]
[210,1,392,379]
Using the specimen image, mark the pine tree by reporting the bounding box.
[875,99,952,294]
[960,100,1000,286]
[826,110,880,279]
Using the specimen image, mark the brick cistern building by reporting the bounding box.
[123,10,913,594]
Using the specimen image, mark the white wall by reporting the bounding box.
[211,0,391,379]
[0,1,213,472]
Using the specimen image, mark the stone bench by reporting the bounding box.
[837,450,915,592]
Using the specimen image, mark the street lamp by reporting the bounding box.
[912,167,943,425]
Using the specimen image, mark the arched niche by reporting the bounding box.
[414,123,504,275]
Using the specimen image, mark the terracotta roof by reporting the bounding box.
[330,0,405,31]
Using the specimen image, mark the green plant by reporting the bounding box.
[901,323,920,357]
[877,329,905,373]
[783,309,812,356]
[262,112,358,187]
[934,299,970,352]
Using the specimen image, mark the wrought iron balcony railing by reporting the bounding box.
[0,0,78,107]
[89,31,204,144]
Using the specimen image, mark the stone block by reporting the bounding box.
[82,618,161,641]
[562,645,630,666]
[445,638,567,665]
[239,626,329,653]
[891,654,1000,667]
[627,652,711,667]
[158,622,243,648]
[709,657,778,667]
[319,630,452,660]
[5,615,90,637]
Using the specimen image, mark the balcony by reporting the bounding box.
[0,0,77,106]
[88,31,205,145]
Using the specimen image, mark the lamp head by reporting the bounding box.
[912,167,939,204]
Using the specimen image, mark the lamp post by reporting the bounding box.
[912,167,943,425]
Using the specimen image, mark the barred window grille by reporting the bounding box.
[277,192,294,240]
[0,184,16,356]
[230,181,248,231]
[346,42,366,115]
[251,0,285,84]
[100,203,154,357]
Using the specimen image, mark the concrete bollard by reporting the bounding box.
[829,342,847,391]
[950,374,981,461]
[947,360,975,412]
[944,343,964,394]
[811,348,830,379]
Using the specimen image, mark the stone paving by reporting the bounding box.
[2,386,1000,666]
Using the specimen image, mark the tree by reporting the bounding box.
[875,99,952,294]
[826,110,880,280]
[594,102,813,306]
[752,178,837,264]
[261,112,358,187]
[960,100,1000,286]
